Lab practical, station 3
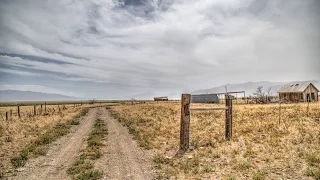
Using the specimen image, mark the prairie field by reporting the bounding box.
[0,103,111,175]
[110,101,320,179]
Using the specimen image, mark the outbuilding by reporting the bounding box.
[154,96,168,101]
[278,82,319,102]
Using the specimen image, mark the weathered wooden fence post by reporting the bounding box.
[45,102,47,113]
[34,105,36,115]
[225,95,232,140]
[17,105,20,118]
[6,112,8,121]
[10,109,12,119]
[179,94,191,154]
[279,101,281,124]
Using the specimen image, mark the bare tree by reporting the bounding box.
[253,86,266,104]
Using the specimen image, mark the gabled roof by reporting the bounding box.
[278,82,319,93]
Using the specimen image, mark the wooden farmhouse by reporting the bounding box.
[278,82,319,102]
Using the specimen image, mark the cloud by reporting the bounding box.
[0,84,77,97]
[0,0,319,98]
[0,67,42,76]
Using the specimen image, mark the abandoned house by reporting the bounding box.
[278,82,319,102]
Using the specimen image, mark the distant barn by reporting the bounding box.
[191,94,219,103]
[278,82,319,102]
[154,96,168,101]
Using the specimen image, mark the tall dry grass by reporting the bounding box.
[0,103,111,176]
[110,101,320,179]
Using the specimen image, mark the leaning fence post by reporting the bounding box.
[178,94,191,154]
[225,95,232,140]
[17,105,20,118]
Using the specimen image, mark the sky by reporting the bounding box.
[0,0,319,99]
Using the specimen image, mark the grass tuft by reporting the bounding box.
[67,117,107,179]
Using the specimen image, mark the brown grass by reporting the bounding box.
[110,101,320,179]
[0,103,111,175]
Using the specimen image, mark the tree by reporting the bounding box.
[253,86,266,104]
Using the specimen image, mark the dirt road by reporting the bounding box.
[9,107,153,180]
[95,108,153,180]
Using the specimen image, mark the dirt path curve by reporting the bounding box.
[95,108,153,180]
[9,108,99,180]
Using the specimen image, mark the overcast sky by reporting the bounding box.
[0,0,319,99]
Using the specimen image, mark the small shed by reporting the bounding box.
[154,96,168,101]
[278,82,319,102]
[191,94,219,103]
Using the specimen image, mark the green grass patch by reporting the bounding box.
[305,153,320,179]
[67,118,107,180]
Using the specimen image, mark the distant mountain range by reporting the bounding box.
[192,80,320,97]
[1,80,319,101]
[0,90,77,101]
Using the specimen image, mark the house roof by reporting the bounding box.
[278,82,319,93]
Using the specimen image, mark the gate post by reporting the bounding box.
[225,95,233,140]
[179,94,191,154]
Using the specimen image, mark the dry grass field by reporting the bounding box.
[110,101,320,179]
[0,103,111,177]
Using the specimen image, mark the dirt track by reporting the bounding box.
[95,108,153,180]
[9,107,152,180]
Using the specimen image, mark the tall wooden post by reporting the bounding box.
[34,105,36,115]
[279,101,281,124]
[225,95,232,140]
[45,102,47,113]
[17,105,20,118]
[179,94,191,154]
[10,109,12,119]
[6,112,8,121]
